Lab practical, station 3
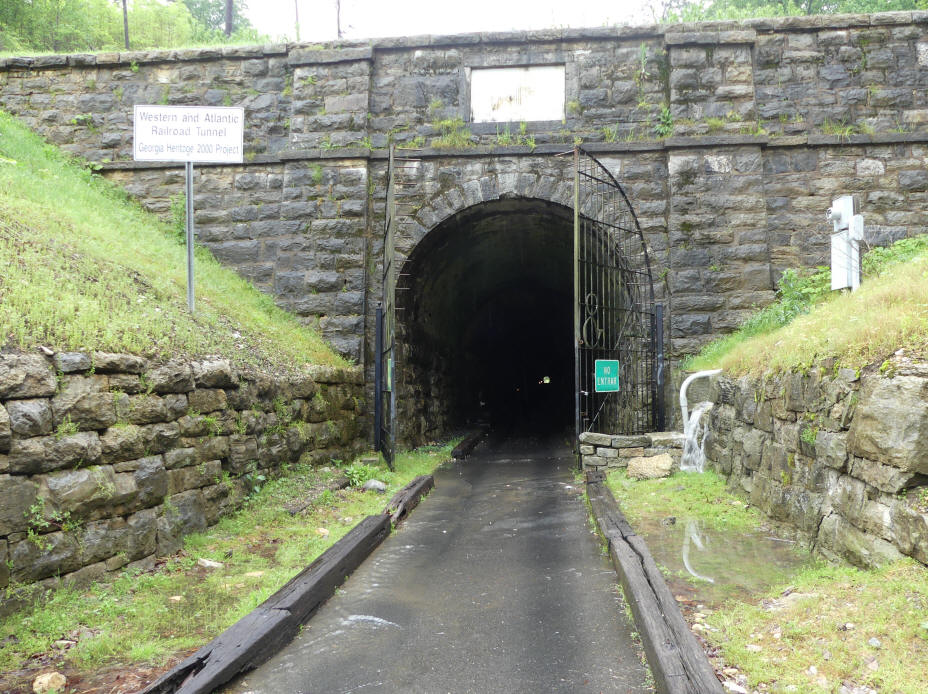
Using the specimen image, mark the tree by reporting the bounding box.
[121,0,129,49]
[128,0,195,50]
[181,0,250,35]
[661,0,928,22]
[0,0,121,53]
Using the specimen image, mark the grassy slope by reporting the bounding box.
[708,559,928,694]
[0,111,345,370]
[606,467,765,533]
[684,237,928,376]
[608,469,928,694]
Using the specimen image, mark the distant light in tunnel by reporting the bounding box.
[539,376,551,384]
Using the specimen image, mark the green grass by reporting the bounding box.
[707,559,928,693]
[684,235,928,375]
[430,118,474,149]
[606,468,764,533]
[0,111,345,370]
[0,441,455,681]
[603,467,928,692]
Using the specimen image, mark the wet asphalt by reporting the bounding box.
[226,432,650,694]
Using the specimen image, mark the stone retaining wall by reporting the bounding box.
[702,355,928,568]
[0,351,365,605]
[580,431,684,477]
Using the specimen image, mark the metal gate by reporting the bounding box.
[374,148,398,467]
[574,148,664,440]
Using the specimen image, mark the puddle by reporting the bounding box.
[633,516,815,609]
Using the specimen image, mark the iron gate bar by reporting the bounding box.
[377,146,399,469]
[574,147,658,442]
[374,304,383,449]
[573,148,581,452]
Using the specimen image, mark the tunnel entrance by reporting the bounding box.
[376,149,661,453]
[395,198,575,443]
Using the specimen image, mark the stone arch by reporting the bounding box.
[381,153,655,446]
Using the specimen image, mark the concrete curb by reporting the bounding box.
[585,470,723,694]
[140,475,436,694]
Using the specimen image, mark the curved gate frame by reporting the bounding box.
[574,147,664,442]
[375,147,398,468]
[377,146,665,456]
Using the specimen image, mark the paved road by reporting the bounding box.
[227,433,650,694]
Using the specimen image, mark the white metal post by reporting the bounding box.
[185,161,195,313]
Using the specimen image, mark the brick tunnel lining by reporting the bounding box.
[396,197,576,444]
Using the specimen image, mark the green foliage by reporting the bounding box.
[862,234,928,276]
[635,42,651,108]
[0,0,120,53]
[821,117,859,137]
[24,498,52,548]
[243,461,266,497]
[55,415,79,440]
[343,463,380,487]
[800,425,818,446]
[654,104,674,138]
[430,118,473,149]
[273,397,293,425]
[663,0,928,24]
[170,193,187,244]
[200,414,222,437]
[495,122,535,148]
[0,0,263,54]
[23,497,78,549]
[400,134,426,149]
[181,0,261,44]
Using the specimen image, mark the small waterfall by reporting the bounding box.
[680,401,712,473]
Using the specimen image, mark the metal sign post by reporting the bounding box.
[133,104,244,312]
[185,161,195,312]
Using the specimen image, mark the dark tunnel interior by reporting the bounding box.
[397,198,576,440]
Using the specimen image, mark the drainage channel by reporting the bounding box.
[225,432,650,694]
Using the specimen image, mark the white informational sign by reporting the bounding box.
[827,195,863,291]
[470,65,565,123]
[133,105,244,163]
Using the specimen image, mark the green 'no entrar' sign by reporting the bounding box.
[594,360,620,392]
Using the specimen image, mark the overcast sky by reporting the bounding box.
[244,0,659,43]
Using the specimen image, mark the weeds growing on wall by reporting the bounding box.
[430,118,473,149]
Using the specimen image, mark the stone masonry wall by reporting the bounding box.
[1,12,927,439]
[580,431,684,474]
[702,356,928,569]
[0,351,365,604]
